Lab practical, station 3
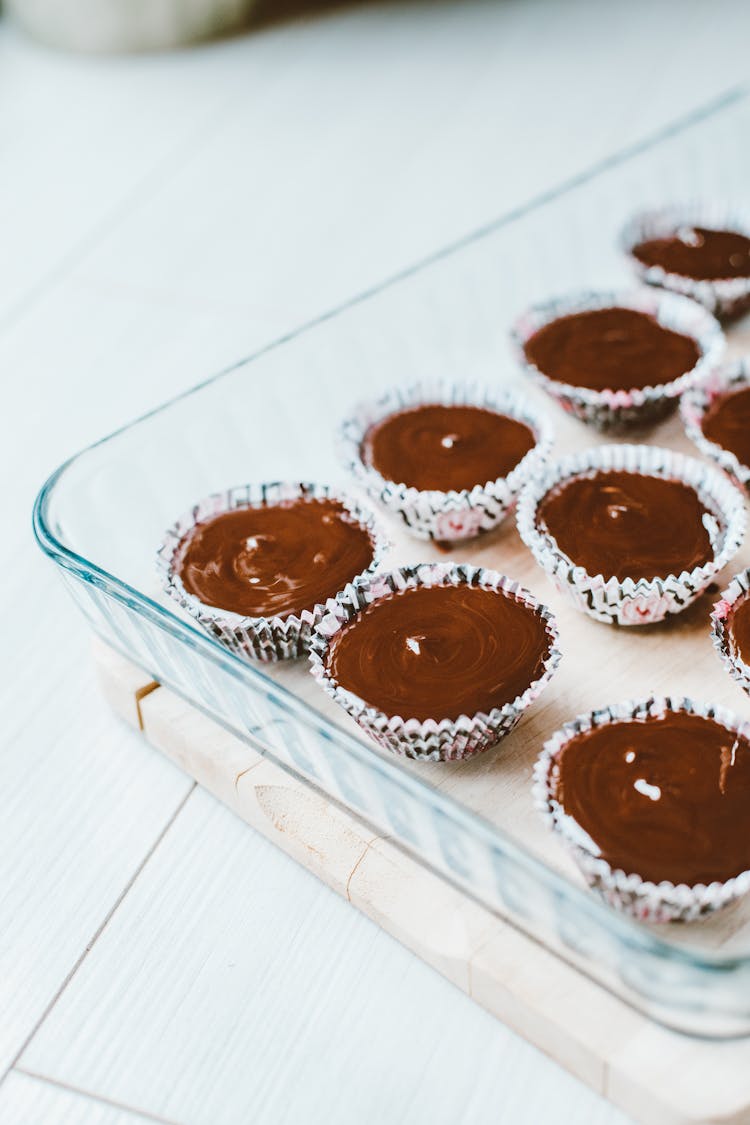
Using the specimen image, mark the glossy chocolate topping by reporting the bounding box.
[729,597,750,669]
[537,470,714,581]
[176,497,375,619]
[702,385,750,469]
[523,307,700,392]
[556,711,750,886]
[633,227,750,281]
[363,404,536,492]
[325,584,551,723]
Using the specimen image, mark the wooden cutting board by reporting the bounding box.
[96,638,750,1125]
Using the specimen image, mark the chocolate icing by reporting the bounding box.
[537,470,714,581]
[729,597,750,668]
[325,584,551,722]
[363,404,536,492]
[177,497,375,619]
[633,227,750,281]
[556,711,750,886]
[702,385,750,469]
[523,307,700,392]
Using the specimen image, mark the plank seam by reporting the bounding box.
[13,1067,180,1125]
[4,784,198,1083]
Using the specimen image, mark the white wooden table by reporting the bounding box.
[3,3,750,1121]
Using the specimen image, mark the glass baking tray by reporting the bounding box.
[34,91,750,1038]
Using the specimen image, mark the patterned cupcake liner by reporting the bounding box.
[516,444,746,626]
[510,288,724,431]
[681,356,750,493]
[711,568,750,698]
[533,696,750,923]
[308,561,562,761]
[621,202,750,321]
[339,379,553,543]
[157,482,389,663]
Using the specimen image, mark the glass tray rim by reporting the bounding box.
[33,86,750,1025]
[31,339,750,985]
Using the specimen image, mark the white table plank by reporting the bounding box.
[0,258,210,1083]
[4,0,749,342]
[20,788,628,1125]
[66,0,750,333]
[0,21,256,330]
[0,596,193,1078]
[0,1071,159,1125]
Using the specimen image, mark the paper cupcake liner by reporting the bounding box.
[621,202,750,321]
[157,482,389,663]
[510,288,724,431]
[309,561,561,761]
[516,444,746,626]
[533,696,750,923]
[711,568,750,698]
[681,356,750,493]
[339,379,553,543]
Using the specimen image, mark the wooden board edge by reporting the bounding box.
[92,638,750,1125]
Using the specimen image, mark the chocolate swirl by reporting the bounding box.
[537,470,714,581]
[362,404,536,492]
[523,307,700,392]
[176,497,375,619]
[633,227,750,281]
[702,385,750,469]
[556,711,750,886]
[729,597,750,669]
[325,584,552,722]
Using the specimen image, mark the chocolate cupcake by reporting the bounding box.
[158,482,388,661]
[711,569,750,699]
[681,358,750,492]
[511,289,723,430]
[622,204,750,320]
[340,380,552,543]
[309,562,561,760]
[517,444,746,625]
[534,697,750,922]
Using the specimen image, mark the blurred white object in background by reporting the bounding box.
[5,0,258,51]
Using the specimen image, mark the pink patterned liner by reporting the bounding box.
[157,481,389,663]
[339,379,553,543]
[533,696,750,923]
[711,568,750,699]
[621,202,750,321]
[510,288,724,431]
[309,561,561,762]
[681,357,750,493]
[516,443,746,626]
